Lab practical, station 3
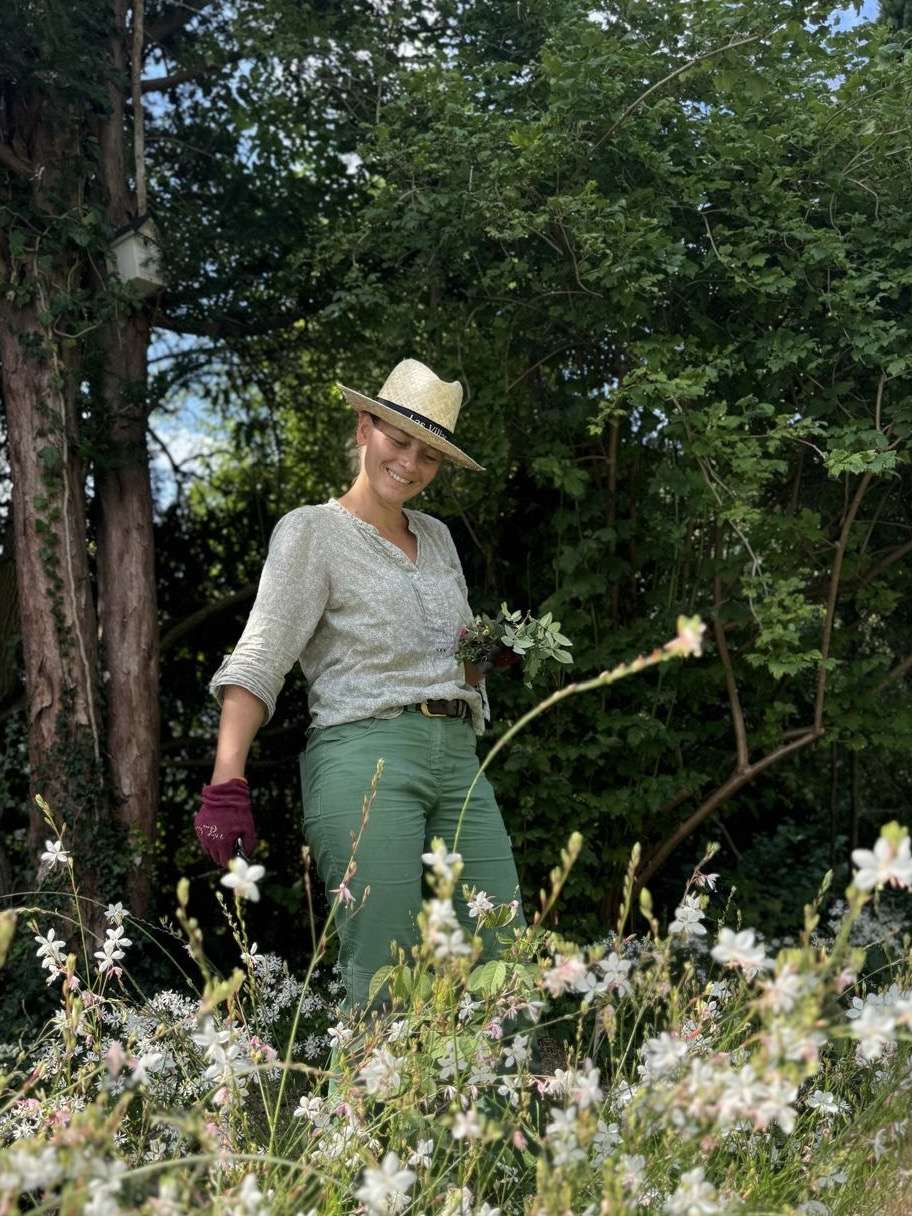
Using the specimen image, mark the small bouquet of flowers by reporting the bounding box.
[456,603,573,687]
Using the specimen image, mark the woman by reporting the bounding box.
[193,357,527,1029]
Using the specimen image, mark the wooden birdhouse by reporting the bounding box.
[108,216,165,297]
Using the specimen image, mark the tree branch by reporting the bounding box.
[856,536,912,591]
[141,54,244,93]
[0,143,35,179]
[714,527,749,773]
[815,473,872,731]
[160,584,257,653]
[874,653,912,695]
[157,311,299,339]
[637,728,822,890]
[592,31,768,152]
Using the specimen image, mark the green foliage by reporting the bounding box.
[284,0,912,936]
[5,0,911,992]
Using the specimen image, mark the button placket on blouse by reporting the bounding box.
[363,520,430,636]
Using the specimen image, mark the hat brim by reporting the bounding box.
[338,384,485,472]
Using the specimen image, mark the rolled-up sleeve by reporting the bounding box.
[208,509,329,725]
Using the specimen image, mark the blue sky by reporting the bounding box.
[835,0,880,23]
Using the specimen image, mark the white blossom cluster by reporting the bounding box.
[4,823,912,1215]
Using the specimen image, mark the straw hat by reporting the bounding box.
[338,358,484,472]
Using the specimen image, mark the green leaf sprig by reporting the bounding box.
[455,603,573,687]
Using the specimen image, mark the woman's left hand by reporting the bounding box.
[464,661,483,687]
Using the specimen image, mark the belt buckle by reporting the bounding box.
[419,700,448,719]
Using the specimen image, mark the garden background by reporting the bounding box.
[2,1,912,1211]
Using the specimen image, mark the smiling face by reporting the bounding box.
[356,412,444,503]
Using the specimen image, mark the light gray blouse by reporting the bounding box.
[208,498,489,735]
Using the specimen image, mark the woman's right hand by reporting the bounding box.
[193,778,257,867]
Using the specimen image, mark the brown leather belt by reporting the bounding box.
[410,699,468,719]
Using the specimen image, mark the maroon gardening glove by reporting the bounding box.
[474,645,523,677]
[193,778,257,867]
[493,645,522,670]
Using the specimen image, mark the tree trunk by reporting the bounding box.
[0,287,107,904]
[92,0,159,917]
[0,508,20,898]
[95,314,159,917]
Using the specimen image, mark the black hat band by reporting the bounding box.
[375,397,455,444]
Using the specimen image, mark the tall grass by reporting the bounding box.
[2,619,911,1215]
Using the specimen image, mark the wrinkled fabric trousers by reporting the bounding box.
[298,708,527,1014]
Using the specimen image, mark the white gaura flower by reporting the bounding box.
[496,1073,521,1107]
[327,1021,354,1049]
[105,924,132,951]
[693,871,719,892]
[355,1152,416,1215]
[664,1166,722,1215]
[0,1145,62,1192]
[763,1021,825,1067]
[501,1033,530,1069]
[130,1051,165,1085]
[104,902,126,925]
[425,898,472,960]
[434,928,473,960]
[715,1063,775,1132]
[543,1105,585,1166]
[595,950,633,997]
[570,1060,604,1109]
[591,1119,621,1166]
[221,857,265,902]
[407,1137,434,1169]
[851,831,912,891]
[84,1160,126,1216]
[669,894,707,938]
[34,927,66,978]
[358,1047,403,1098]
[329,879,355,907]
[388,1018,410,1043]
[452,1109,482,1141]
[760,967,810,1014]
[640,1032,689,1081]
[542,954,589,997]
[437,1039,470,1082]
[850,1004,897,1062]
[84,1177,121,1216]
[104,1041,127,1078]
[40,839,71,868]
[753,1072,799,1135]
[467,889,494,919]
[421,838,462,882]
[293,1094,331,1128]
[617,1152,646,1194]
[94,925,133,976]
[806,1089,849,1117]
[192,1017,231,1062]
[233,1172,267,1215]
[458,992,480,1023]
[710,927,772,977]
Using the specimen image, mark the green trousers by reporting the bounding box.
[298,708,527,1014]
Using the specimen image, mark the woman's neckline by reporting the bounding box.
[327,497,420,565]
